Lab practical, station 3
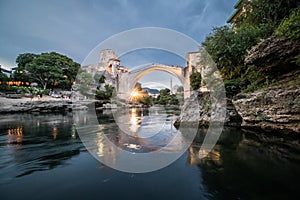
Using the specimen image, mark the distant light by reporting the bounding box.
[131,91,139,97]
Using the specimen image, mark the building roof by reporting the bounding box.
[0,65,12,72]
[108,58,120,62]
[227,9,240,23]
[227,0,245,24]
[234,0,244,8]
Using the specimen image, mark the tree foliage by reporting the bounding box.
[202,25,271,79]
[177,86,184,93]
[190,72,202,90]
[276,7,300,41]
[0,72,8,82]
[159,88,170,96]
[236,0,300,29]
[95,84,115,100]
[275,7,300,66]
[155,88,178,105]
[14,52,80,89]
[16,53,37,69]
[77,71,94,85]
[94,73,105,84]
[14,53,37,82]
[199,0,300,95]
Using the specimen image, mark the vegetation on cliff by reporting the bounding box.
[200,0,300,96]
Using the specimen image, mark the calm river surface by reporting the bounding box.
[1,108,300,200]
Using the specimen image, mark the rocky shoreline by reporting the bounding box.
[175,91,242,128]
[176,71,300,134]
[0,97,91,113]
[1,83,299,134]
[233,82,300,134]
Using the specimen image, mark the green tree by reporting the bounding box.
[155,88,178,105]
[159,88,170,96]
[14,52,80,89]
[177,86,184,93]
[276,7,300,41]
[201,0,300,94]
[236,0,300,29]
[0,72,9,91]
[94,73,105,84]
[77,71,94,85]
[104,84,114,98]
[275,7,300,66]
[26,57,63,89]
[14,53,37,82]
[139,95,153,106]
[95,84,115,100]
[202,25,268,79]
[190,72,202,90]
[16,53,37,69]
[0,72,8,82]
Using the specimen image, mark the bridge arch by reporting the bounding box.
[117,64,191,100]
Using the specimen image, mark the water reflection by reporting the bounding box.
[80,107,182,154]
[73,107,187,172]
[52,126,57,139]
[1,109,300,199]
[7,127,23,144]
[189,127,300,199]
[0,113,83,183]
[129,107,141,133]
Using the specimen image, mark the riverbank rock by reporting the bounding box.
[177,91,242,127]
[232,77,300,133]
[0,98,91,114]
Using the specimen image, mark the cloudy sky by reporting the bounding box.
[0,0,236,89]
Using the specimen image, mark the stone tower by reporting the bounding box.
[99,49,117,64]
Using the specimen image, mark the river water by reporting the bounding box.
[0,108,300,199]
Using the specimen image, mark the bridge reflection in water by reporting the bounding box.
[74,107,185,170]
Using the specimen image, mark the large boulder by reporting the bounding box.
[177,91,242,127]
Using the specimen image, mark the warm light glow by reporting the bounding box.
[130,108,139,133]
[7,127,23,144]
[131,91,139,98]
[130,90,143,102]
[53,127,57,139]
[4,81,30,86]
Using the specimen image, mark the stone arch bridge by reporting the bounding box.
[117,64,193,100]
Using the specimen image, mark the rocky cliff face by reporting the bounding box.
[233,72,300,133]
[245,37,299,74]
[235,34,300,134]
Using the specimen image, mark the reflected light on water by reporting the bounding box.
[71,125,76,139]
[129,108,140,134]
[96,131,118,168]
[188,146,222,165]
[52,127,57,140]
[7,127,23,144]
